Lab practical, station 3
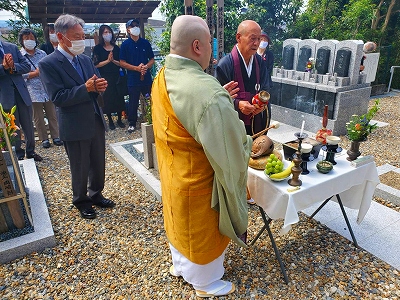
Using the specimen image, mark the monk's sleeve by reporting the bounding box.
[195,90,252,247]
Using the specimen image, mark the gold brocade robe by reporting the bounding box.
[151,55,252,265]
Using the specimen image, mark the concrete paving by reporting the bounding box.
[110,120,400,271]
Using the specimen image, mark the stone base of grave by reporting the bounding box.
[0,159,56,264]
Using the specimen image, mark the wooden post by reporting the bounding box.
[0,150,25,229]
[0,113,32,232]
[206,0,214,75]
[217,0,224,61]
[184,0,194,15]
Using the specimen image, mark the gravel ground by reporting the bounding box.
[0,95,399,299]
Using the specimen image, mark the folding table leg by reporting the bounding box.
[250,206,289,284]
[336,194,358,247]
[308,197,332,219]
[309,195,358,247]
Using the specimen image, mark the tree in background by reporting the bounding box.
[0,0,28,24]
[158,0,243,57]
[242,0,303,63]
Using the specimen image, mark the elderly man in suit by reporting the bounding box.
[39,14,115,219]
[0,35,42,161]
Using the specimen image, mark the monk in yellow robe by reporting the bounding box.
[151,15,252,297]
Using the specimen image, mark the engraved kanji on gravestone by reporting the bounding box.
[316,48,331,74]
[282,46,295,70]
[296,47,312,71]
[334,49,351,77]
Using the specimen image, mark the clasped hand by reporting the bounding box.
[85,74,108,93]
[2,54,15,70]
[139,63,148,75]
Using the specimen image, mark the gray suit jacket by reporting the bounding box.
[39,49,106,141]
[0,41,32,110]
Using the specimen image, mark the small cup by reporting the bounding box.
[326,135,341,145]
[301,143,313,154]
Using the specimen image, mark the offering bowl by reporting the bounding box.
[316,161,333,174]
[326,135,341,145]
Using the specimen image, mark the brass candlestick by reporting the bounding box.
[288,132,308,186]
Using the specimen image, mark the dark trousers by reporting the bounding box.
[127,85,151,127]
[14,89,35,158]
[63,115,105,209]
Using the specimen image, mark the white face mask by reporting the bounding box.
[49,33,58,43]
[129,27,140,36]
[23,40,36,50]
[63,35,85,55]
[103,33,112,43]
[259,41,268,49]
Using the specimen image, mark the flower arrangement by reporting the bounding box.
[305,57,316,72]
[144,93,152,124]
[0,104,19,151]
[346,100,380,141]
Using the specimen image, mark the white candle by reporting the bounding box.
[300,120,305,136]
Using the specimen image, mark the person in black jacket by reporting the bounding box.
[40,24,58,55]
[257,31,274,91]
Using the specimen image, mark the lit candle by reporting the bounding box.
[300,120,305,136]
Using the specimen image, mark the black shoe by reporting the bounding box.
[42,140,51,148]
[27,153,43,162]
[79,207,96,219]
[93,197,116,208]
[109,122,116,130]
[53,138,63,146]
[18,155,25,160]
[117,120,125,128]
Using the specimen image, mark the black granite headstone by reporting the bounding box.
[280,83,297,109]
[269,82,281,106]
[296,47,312,71]
[316,48,330,74]
[315,90,336,118]
[282,46,294,70]
[296,87,316,114]
[334,49,351,77]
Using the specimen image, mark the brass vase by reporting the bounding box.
[346,140,361,161]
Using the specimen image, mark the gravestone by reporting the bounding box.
[334,49,351,77]
[315,40,338,75]
[296,47,312,71]
[316,48,330,74]
[282,46,295,70]
[282,39,301,70]
[334,40,364,85]
[296,39,318,71]
[363,52,380,83]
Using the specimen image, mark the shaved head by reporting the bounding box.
[237,20,261,35]
[236,20,262,62]
[170,15,212,69]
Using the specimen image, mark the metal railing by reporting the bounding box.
[387,66,400,93]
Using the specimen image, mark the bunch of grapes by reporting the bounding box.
[265,153,284,175]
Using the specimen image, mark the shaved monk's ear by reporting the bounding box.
[193,39,200,54]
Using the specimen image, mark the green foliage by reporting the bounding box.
[346,100,380,141]
[143,94,152,125]
[0,0,27,23]
[4,19,44,46]
[144,25,158,46]
[157,0,243,57]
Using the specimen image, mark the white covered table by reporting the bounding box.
[246,151,380,282]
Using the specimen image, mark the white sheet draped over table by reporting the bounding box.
[247,152,380,234]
